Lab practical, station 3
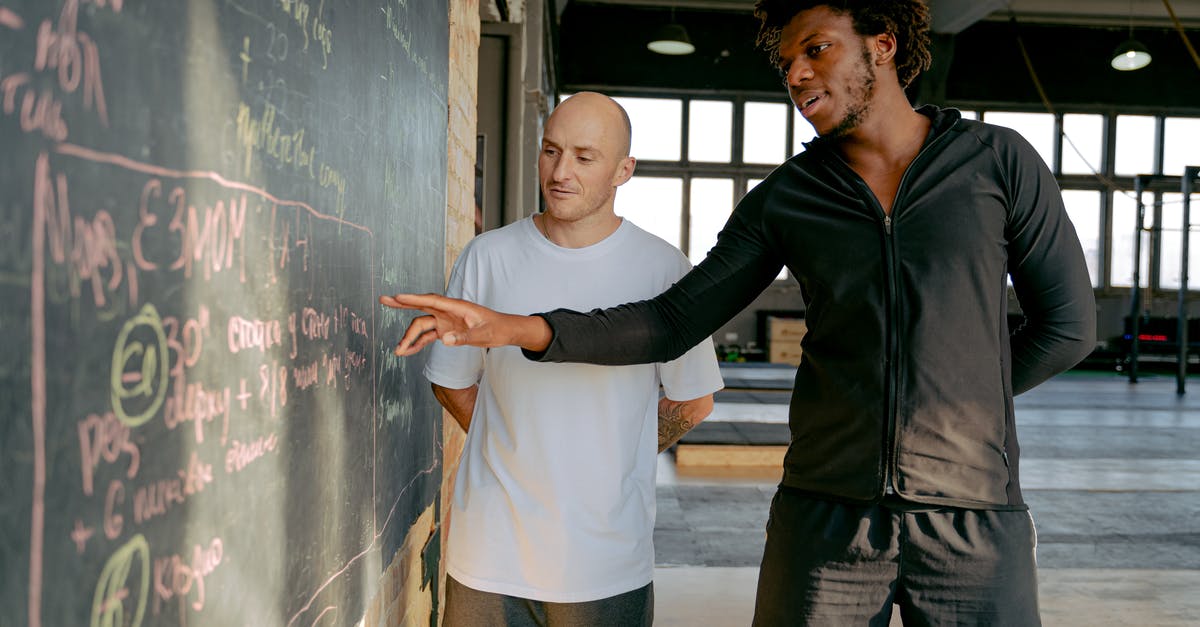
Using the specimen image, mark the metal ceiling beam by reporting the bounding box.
[569,0,1200,28]
[929,0,1008,33]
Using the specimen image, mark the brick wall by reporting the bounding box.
[439,0,479,619]
[360,0,478,624]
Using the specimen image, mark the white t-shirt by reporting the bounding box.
[424,216,723,602]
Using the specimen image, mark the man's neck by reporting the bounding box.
[536,210,622,249]
[834,93,931,174]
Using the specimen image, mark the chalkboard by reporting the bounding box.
[0,1,449,625]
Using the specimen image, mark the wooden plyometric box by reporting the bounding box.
[768,316,808,341]
[767,317,807,365]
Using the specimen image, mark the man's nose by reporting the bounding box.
[551,155,573,181]
[785,59,814,86]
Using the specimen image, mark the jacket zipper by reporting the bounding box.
[821,122,953,499]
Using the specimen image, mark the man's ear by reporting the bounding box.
[872,32,898,65]
[613,156,637,187]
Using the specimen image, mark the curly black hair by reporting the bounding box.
[753,0,933,88]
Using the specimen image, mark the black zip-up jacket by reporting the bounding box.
[528,106,1097,509]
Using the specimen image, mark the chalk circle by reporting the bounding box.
[111,304,169,427]
[90,534,150,627]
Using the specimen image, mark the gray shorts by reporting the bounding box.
[752,488,1041,626]
[443,576,654,627]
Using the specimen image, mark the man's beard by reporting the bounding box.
[823,45,877,139]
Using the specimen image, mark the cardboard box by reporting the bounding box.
[766,317,806,365]
[768,339,804,365]
[768,316,808,341]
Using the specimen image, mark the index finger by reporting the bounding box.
[379,293,447,312]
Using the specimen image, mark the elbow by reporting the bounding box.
[1068,305,1099,366]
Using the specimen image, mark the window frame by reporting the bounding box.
[588,88,1200,294]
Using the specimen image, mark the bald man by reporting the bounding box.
[426,92,723,626]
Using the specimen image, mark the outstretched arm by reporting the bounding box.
[380,294,553,355]
[383,184,780,365]
[657,394,714,453]
[431,383,478,432]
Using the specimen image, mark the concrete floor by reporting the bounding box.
[651,369,1200,626]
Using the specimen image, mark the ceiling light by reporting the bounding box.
[648,22,694,55]
[1111,38,1152,71]
[1112,0,1151,71]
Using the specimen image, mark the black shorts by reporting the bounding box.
[752,488,1041,626]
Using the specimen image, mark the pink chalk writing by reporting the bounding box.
[293,360,319,390]
[228,315,283,354]
[0,7,25,30]
[34,153,135,308]
[82,0,124,12]
[224,433,279,473]
[259,362,288,417]
[34,0,108,127]
[168,194,248,281]
[163,308,210,375]
[103,480,124,539]
[163,377,230,445]
[77,411,140,496]
[300,306,331,340]
[153,538,223,614]
[0,74,69,141]
[133,452,213,525]
[70,519,94,554]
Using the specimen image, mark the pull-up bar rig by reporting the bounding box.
[1127,166,1200,394]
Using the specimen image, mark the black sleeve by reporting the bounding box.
[524,191,784,366]
[1003,133,1097,394]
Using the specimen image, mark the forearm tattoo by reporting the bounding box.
[658,402,693,452]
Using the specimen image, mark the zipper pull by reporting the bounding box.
[884,215,892,234]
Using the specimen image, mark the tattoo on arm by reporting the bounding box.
[658,401,693,453]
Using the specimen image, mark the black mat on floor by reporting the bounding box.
[718,363,796,390]
[678,421,791,445]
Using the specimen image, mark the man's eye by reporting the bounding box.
[578,157,593,164]
[809,43,830,56]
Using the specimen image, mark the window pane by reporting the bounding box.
[689,100,733,163]
[1061,114,1104,175]
[1115,115,1156,176]
[983,111,1056,172]
[1163,117,1200,177]
[744,101,788,165]
[792,112,817,155]
[688,179,734,264]
[958,110,978,120]
[614,97,681,161]
[1060,190,1102,287]
[1159,193,1200,290]
[1110,190,1154,288]
[616,176,682,248]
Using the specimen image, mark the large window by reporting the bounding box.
[1114,115,1156,176]
[614,176,683,249]
[590,92,1200,294]
[1061,114,1104,175]
[1110,190,1152,289]
[1061,190,1103,287]
[983,111,1056,171]
[1164,117,1200,177]
[615,97,681,161]
[605,94,804,279]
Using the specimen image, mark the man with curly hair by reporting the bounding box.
[384,1,1096,624]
